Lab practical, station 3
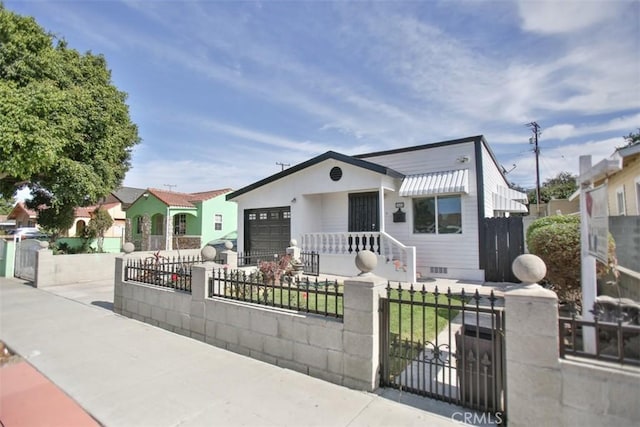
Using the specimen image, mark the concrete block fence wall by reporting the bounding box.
[114,255,386,391]
[114,251,640,425]
[33,248,202,288]
[35,250,120,288]
[506,255,640,427]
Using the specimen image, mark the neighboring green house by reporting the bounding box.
[126,188,235,251]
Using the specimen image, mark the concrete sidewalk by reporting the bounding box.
[0,277,474,427]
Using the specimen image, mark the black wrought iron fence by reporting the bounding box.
[208,269,343,318]
[237,249,284,267]
[300,251,319,276]
[559,315,640,366]
[379,283,506,417]
[237,250,319,275]
[124,255,202,292]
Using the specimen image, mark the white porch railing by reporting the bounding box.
[300,232,416,281]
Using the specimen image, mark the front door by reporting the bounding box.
[348,192,379,232]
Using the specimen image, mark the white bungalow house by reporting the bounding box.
[226,135,527,282]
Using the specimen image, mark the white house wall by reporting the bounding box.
[360,141,483,280]
[319,192,347,232]
[481,143,511,217]
[362,142,476,175]
[232,159,396,252]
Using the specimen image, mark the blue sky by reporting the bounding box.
[7,0,640,194]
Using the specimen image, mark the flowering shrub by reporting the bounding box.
[258,254,293,284]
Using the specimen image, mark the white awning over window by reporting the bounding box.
[493,193,528,213]
[399,169,469,197]
[495,185,528,202]
[492,185,528,213]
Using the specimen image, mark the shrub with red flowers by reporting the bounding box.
[258,254,293,285]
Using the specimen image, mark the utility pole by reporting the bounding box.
[276,162,290,171]
[163,184,177,192]
[526,122,541,215]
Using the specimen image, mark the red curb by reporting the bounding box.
[0,360,101,427]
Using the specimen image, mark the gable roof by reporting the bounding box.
[111,187,147,205]
[7,202,37,220]
[226,151,404,200]
[146,188,232,208]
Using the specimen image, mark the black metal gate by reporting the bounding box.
[300,251,319,276]
[379,283,506,420]
[482,217,524,282]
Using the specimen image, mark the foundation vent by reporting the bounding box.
[430,267,448,275]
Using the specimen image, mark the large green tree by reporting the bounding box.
[0,4,139,229]
[528,171,578,204]
[0,194,13,215]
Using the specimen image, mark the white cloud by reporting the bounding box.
[544,113,640,140]
[517,0,622,34]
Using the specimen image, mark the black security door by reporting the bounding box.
[348,192,379,232]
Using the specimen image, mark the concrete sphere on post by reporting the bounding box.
[355,250,377,275]
[512,254,547,285]
[224,240,233,251]
[289,239,298,247]
[122,242,135,254]
[39,240,49,249]
[201,245,217,261]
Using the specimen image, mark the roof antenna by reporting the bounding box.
[163,184,177,192]
[502,164,517,174]
[276,162,290,171]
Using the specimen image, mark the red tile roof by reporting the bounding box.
[147,188,232,208]
[188,188,233,202]
[74,202,120,218]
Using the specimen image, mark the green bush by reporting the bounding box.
[527,215,615,308]
[526,214,579,244]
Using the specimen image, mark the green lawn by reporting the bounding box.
[385,289,464,380]
[387,289,463,343]
[220,280,344,317]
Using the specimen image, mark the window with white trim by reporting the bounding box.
[616,186,626,215]
[214,214,223,231]
[174,214,187,235]
[413,195,462,234]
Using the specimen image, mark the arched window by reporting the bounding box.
[76,220,86,237]
[151,214,164,235]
